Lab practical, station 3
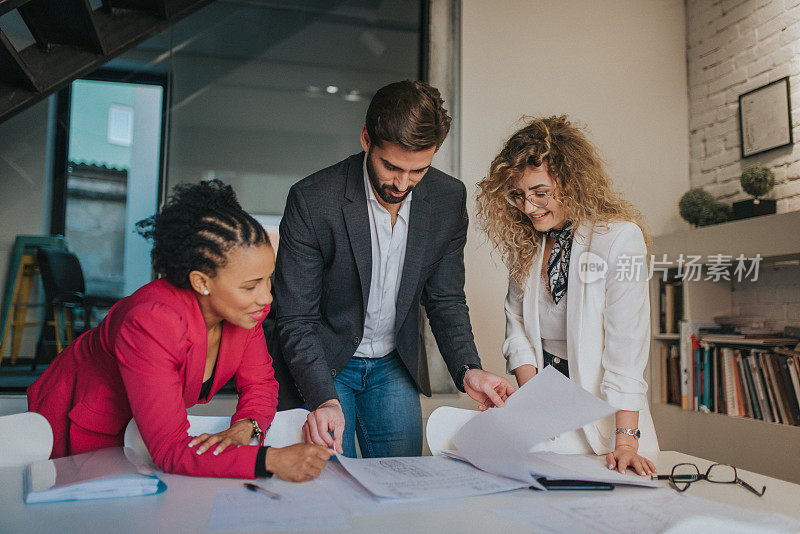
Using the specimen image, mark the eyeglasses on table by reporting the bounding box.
[652,462,766,497]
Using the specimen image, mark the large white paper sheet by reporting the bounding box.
[309,462,469,515]
[490,490,800,533]
[206,487,349,531]
[448,415,535,485]
[334,455,528,500]
[454,366,615,454]
[327,478,468,516]
[451,366,617,487]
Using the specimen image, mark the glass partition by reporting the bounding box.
[0,0,424,388]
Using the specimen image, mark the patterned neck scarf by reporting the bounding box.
[544,222,573,304]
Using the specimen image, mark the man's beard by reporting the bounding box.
[366,150,412,204]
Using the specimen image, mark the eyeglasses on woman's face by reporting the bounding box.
[653,463,766,497]
[505,189,554,209]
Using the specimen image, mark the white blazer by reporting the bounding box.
[502,220,659,454]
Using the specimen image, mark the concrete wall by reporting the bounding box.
[687,0,800,210]
[459,0,690,377]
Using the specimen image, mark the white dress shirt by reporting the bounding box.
[533,267,590,454]
[354,157,411,358]
[538,272,568,360]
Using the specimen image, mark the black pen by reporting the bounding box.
[244,482,281,500]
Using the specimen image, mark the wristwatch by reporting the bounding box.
[615,427,641,439]
[457,363,482,392]
[249,418,263,441]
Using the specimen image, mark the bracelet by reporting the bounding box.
[250,418,263,441]
[615,427,641,439]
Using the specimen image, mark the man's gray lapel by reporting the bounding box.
[342,153,372,317]
[394,179,430,333]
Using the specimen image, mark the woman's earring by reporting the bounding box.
[202,290,210,296]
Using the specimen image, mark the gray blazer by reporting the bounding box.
[273,152,481,410]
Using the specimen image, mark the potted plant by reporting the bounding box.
[679,188,731,227]
[732,163,777,220]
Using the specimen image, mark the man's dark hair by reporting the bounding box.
[365,80,451,151]
[136,180,269,289]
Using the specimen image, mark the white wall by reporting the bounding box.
[459,0,690,376]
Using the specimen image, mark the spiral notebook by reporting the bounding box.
[24,447,166,504]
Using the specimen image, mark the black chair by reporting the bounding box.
[34,247,119,368]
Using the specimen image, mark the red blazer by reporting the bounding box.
[27,279,279,479]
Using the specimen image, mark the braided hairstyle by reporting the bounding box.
[136,180,270,289]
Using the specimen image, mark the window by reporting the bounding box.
[54,72,167,299]
[0,0,426,390]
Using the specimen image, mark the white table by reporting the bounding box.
[2,451,799,533]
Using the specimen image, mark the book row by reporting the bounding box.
[660,342,800,426]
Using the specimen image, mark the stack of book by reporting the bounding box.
[659,329,800,425]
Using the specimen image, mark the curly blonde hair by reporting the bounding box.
[476,115,649,286]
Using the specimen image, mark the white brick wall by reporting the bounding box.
[688,1,800,329]
[687,0,800,207]
[731,263,800,329]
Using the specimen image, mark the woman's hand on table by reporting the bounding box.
[606,445,656,476]
[265,443,335,482]
[189,419,254,455]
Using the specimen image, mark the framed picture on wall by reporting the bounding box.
[738,76,793,158]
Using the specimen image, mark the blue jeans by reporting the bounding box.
[333,351,422,458]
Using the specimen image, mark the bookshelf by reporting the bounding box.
[652,333,680,341]
[648,211,800,484]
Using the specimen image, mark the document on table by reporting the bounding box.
[315,462,468,516]
[206,486,349,532]
[334,455,529,500]
[450,366,655,489]
[490,489,800,533]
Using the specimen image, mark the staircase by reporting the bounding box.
[0,0,215,123]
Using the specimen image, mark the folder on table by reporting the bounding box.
[24,447,166,504]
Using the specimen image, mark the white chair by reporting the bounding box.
[425,406,480,456]
[0,412,53,467]
[124,408,310,464]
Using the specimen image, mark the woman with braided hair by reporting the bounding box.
[476,116,658,476]
[28,180,332,480]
